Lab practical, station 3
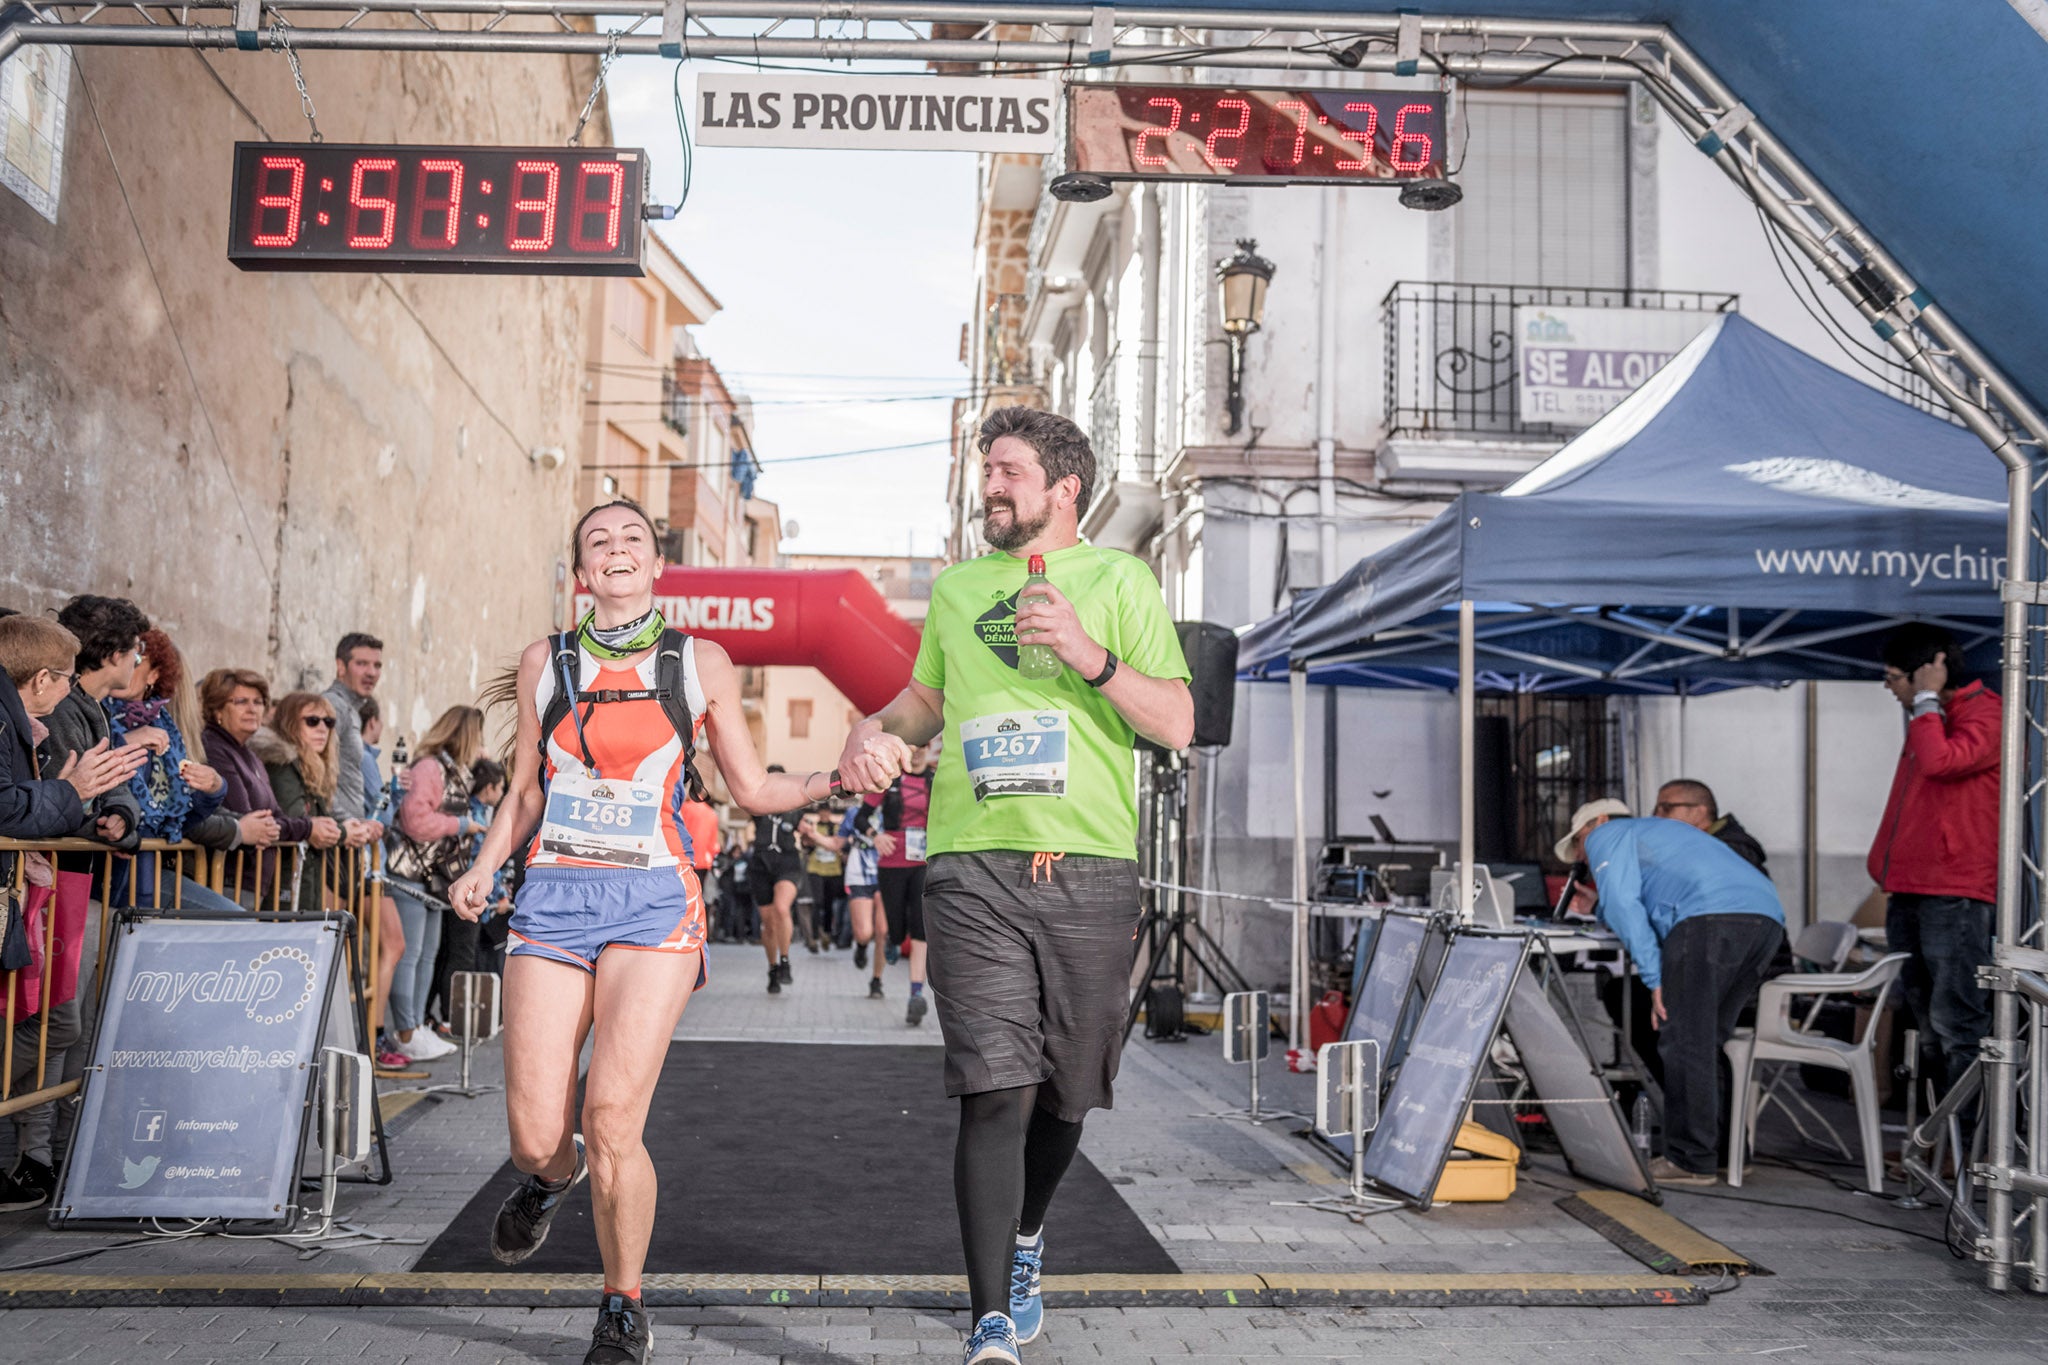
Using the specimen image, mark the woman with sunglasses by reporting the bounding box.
[387,704,488,1062]
[255,692,347,915]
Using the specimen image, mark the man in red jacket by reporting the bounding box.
[1868,624,2000,1092]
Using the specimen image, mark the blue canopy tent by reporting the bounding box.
[1243,313,2005,692]
[1241,311,2003,949]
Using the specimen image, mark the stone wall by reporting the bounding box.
[0,35,606,739]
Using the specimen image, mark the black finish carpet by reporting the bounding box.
[414,1041,1176,1275]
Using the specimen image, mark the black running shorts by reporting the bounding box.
[748,850,804,903]
[923,851,1143,1122]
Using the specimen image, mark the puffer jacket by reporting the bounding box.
[1866,679,2001,905]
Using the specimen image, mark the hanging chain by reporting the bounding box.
[567,28,625,147]
[270,13,322,142]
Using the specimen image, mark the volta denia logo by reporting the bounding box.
[974,592,1022,670]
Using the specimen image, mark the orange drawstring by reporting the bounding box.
[1030,852,1065,884]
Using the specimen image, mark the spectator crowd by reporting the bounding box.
[0,598,519,1213]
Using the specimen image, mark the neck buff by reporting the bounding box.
[579,605,665,661]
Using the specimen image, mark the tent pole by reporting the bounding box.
[1803,680,1819,932]
[1459,600,1476,922]
[1290,665,1310,1055]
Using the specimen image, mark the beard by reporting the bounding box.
[983,497,1052,551]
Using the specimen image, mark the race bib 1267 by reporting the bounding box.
[960,710,1069,802]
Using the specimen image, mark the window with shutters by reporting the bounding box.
[1454,90,1630,289]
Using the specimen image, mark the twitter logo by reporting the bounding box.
[120,1155,160,1189]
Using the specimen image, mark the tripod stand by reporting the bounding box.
[1125,748,1257,1041]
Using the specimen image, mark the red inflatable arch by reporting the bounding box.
[574,567,920,714]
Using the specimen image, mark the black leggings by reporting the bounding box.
[954,1084,1086,1321]
[879,863,928,943]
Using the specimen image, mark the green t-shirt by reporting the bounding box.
[912,542,1191,860]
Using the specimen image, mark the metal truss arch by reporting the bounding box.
[5,0,2048,1292]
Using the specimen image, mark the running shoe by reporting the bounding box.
[584,1291,652,1365]
[1009,1232,1045,1342]
[374,1047,410,1071]
[963,1312,1021,1365]
[397,1030,456,1061]
[490,1139,586,1265]
[777,958,793,985]
[884,940,901,965]
[0,1156,55,1213]
[868,977,885,999]
[854,942,869,969]
[906,993,929,1027]
[767,966,782,995]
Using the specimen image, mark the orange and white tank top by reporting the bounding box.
[527,638,709,871]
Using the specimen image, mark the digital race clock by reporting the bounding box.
[227,143,646,276]
[1066,85,1445,185]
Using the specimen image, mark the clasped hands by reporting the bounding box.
[836,725,914,795]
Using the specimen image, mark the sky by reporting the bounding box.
[604,55,979,560]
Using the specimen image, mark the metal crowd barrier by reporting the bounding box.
[0,836,387,1120]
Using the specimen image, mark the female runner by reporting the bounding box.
[448,499,896,1365]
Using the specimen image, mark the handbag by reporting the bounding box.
[386,753,472,898]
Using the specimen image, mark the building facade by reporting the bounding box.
[952,68,1936,984]
[0,36,606,740]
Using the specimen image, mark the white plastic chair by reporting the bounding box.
[1725,951,1910,1194]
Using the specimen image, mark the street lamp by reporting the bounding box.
[1216,238,1276,437]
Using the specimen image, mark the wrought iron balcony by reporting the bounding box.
[1381,282,1738,441]
[661,372,689,437]
[1088,344,1121,484]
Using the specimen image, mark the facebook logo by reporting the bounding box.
[134,1111,167,1143]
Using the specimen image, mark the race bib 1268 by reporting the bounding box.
[960,710,1069,802]
[539,773,665,867]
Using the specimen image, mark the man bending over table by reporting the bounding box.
[1559,798,1787,1186]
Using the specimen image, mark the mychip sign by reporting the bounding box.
[54,915,349,1225]
[694,74,1059,153]
[1514,305,1720,427]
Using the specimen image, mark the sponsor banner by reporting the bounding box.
[573,591,778,632]
[58,918,344,1223]
[694,74,1058,153]
[1513,306,1718,428]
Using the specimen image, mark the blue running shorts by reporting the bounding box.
[508,865,708,983]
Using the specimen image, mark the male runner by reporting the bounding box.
[451,499,896,1365]
[837,406,1193,1364]
[748,775,806,992]
[870,739,936,1025]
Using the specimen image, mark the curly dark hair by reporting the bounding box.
[976,406,1098,519]
[55,594,151,674]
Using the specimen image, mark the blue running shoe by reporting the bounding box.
[1009,1233,1045,1342]
[963,1311,1021,1365]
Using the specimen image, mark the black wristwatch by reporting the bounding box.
[1086,649,1119,688]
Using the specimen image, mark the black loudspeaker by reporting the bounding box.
[1474,714,1512,862]
[1177,620,1238,748]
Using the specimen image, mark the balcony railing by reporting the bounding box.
[661,372,689,436]
[1381,282,1739,441]
[1089,344,1121,483]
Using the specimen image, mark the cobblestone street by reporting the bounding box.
[4,942,2047,1364]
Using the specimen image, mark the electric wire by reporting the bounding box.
[582,435,951,472]
[1749,202,1966,421]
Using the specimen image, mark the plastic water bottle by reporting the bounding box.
[1631,1092,1653,1154]
[1017,555,1062,680]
